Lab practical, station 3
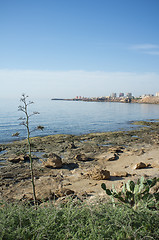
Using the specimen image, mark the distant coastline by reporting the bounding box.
[51,97,132,103]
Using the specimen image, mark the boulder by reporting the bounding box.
[86,167,110,180]
[133,162,147,170]
[43,153,62,168]
[74,154,89,162]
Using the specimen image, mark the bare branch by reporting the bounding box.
[28,101,34,105]
[18,106,26,112]
[19,121,27,127]
[28,112,40,118]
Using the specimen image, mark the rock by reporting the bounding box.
[43,154,62,168]
[74,154,89,162]
[113,171,128,177]
[105,153,118,161]
[86,167,110,180]
[12,132,20,137]
[8,154,29,163]
[108,146,124,153]
[133,162,147,169]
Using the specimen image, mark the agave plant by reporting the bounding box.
[101,176,159,209]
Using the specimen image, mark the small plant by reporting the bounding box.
[18,94,44,207]
[101,176,159,209]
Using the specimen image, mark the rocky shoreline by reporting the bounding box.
[0,120,159,204]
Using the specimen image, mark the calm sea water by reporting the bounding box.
[0,99,159,143]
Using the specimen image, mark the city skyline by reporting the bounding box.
[0,0,159,99]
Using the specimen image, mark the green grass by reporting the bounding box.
[0,200,159,240]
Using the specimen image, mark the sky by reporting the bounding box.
[0,0,159,99]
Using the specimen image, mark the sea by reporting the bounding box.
[0,98,159,144]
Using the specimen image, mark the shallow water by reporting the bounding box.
[0,98,159,143]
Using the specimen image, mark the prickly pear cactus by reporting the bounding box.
[101,177,159,209]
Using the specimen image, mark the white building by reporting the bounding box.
[111,93,117,98]
[156,92,159,97]
[126,93,132,98]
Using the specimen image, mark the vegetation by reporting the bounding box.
[0,199,159,240]
[18,94,44,207]
[101,176,159,210]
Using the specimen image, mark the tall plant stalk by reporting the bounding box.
[18,94,43,207]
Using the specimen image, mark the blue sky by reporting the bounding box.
[0,0,159,99]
